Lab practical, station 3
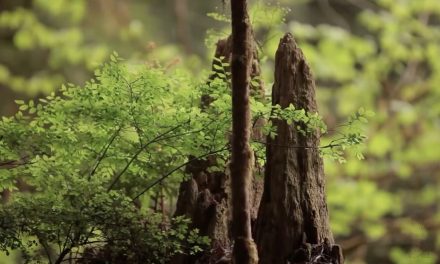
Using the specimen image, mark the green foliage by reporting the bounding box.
[0,50,367,262]
[0,191,208,263]
[0,0,172,101]
[0,0,108,95]
[205,1,290,83]
[3,1,438,263]
[390,248,437,264]
[205,0,440,262]
[0,58,224,262]
[207,55,369,165]
[320,108,374,163]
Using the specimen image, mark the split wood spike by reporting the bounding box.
[255,33,344,264]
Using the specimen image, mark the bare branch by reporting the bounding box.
[87,126,123,179]
[106,121,189,191]
[131,145,229,201]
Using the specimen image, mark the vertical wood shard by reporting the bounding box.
[255,33,343,264]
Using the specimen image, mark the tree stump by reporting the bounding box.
[255,33,343,264]
[172,36,264,264]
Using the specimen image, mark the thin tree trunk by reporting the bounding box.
[255,33,343,264]
[174,0,191,53]
[230,0,258,263]
[173,35,264,263]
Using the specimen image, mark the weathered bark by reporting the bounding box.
[172,40,232,264]
[255,33,343,264]
[230,0,258,263]
[174,165,231,264]
[172,36,263,263]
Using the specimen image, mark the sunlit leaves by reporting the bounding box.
[390,248,437,264]
[0,0,113,95]
[0,59,223,262]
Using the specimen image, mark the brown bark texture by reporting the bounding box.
[172,39,232,264]
[172,36,263,264]
[230,0,258,263]
[255,33,343,264]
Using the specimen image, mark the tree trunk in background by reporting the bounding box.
[172,36,263,264]
[255,33,343,264]
[172,39,232,264]
[174,0,191,53]
[230,0,258,263]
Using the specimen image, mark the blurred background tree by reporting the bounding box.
[0,0,439,263]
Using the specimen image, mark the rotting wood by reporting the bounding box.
[255,33,343,264]
[172,35,264,264]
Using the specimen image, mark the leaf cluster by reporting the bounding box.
[0,52,369,262]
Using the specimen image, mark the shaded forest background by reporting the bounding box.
[1,0,439,263]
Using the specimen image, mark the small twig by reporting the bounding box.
[318,0,351,31]
[60,223,74,260]
[107,121,188,191]
[54,247,71,264]
[87,126,122,179]
[107,117,220,191]
[122,75,145,146]
[132,146,229,200]
[0,154,36,169]
[252,139,343,150]
[38,236,53,264]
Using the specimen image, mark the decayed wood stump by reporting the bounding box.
[172,37,264,264]
[255,33,343,264]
